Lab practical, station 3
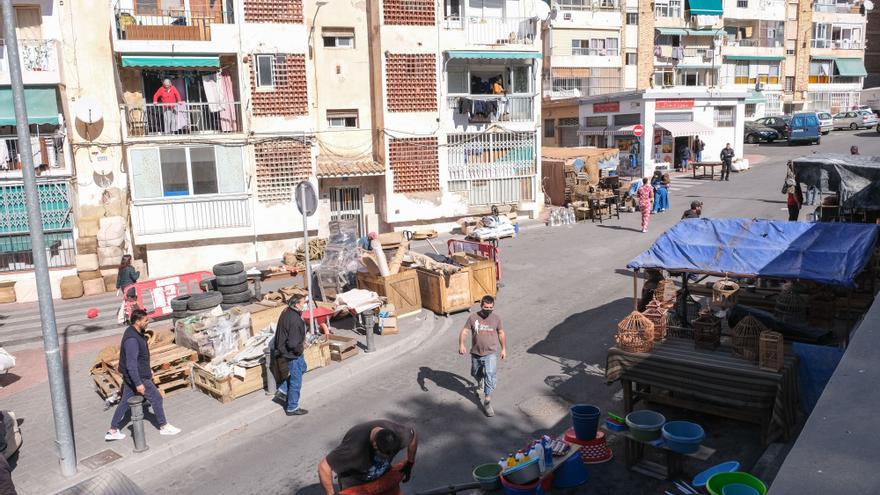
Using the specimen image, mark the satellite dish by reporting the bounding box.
[865,0,873,10]
[74,98,103,124]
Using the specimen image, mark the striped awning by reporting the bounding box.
[655,121,713,137]
[121,55,220,68]
[606,125,637,135]
[578,127,607,135]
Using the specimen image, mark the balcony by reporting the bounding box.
[445,16,537,46]
[557,0,619,10]
[813,1,860,13]
[115,7,233,42]
[131,194,251,237]
[448,95,534,124]
[812,39,863,50]
[570,47,620,57]
[123,101,242,138]
[543,74,622,98]
[0,39,61,85]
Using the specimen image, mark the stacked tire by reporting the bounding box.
[213,261,252,309]
[170,291,223,320]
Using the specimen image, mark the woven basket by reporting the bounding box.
[731,316,767,362]
[759,330,784,372]
[616,311,655,353]
[655,279,678,303]
[643,299,668,343]
[693,310,721,351]
[712,278,740,309]
[775,285,806,323]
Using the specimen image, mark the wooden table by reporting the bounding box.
[586,192,619,223]
[692,161,722,180]
[606,338,799,445]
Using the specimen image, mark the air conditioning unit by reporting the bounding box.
[563,12,572,20]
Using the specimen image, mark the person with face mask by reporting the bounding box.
[458,295,507,417]
[105,309,181,441]
[273,294,309,416]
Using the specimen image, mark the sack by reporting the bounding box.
[699,141,705,151]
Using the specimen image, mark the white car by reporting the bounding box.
[816,112,833,135]
[834,111,879,130]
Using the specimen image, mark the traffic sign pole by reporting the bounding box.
[295,181,318,337]
[633,124,645,177]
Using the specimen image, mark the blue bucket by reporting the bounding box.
[552,451,589,488]
[661,421,705,454]
[570,404,601,440]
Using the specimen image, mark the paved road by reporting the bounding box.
[130,131,880,495]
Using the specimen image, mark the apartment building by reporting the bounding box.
[867,6,880,88]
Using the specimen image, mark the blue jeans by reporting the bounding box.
[111,380,167,429]
[471,353,497,397]
[680,159,689,170]
[695,150,702,162]
[278,355,306,412]
[653,187,669,213]
[807,186,818,205]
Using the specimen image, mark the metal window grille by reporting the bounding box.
[765,93,783,116]
[714,106,735,127]
[383,0,435,25]
[447,132,536,206]
[0,181,75,272]
[544,73,621,97]
[250,54,308,116]
[386,54,437,112]
[254,140,312,203]
[244,0,303,23]
[807,91,860,113]
[388,137,440,193]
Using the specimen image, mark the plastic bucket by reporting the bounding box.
[661,421,705,454]
[500,473,553,495]
[570,404,601,440]
[552,451,589,488]
[473,463,503,491]
[625,410,666,442]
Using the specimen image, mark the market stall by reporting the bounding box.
[540,147,619,207]
[792,153,880,222]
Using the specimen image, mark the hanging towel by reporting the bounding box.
[672,46,684,60]
[0,139,9,169]
[202,73,222,112]
[218,70,237,132]
[661,45,672,58]
[171,78,188,132]
[654,45,662,57]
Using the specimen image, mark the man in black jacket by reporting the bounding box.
[720,143,735,181]
[274,294,309,416]
[0,413,17,495]
[106,309,181,441]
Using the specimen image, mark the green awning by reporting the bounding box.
[835,58,867,77]
[121,56,220,68]
[811,55,836,60]
[687,0,723,15]
[656,28,688,36]
[0,87,59,126]
[686,29,717,36]
[746,90,766,103]
[725,55,785,61]
[446,51,541,60]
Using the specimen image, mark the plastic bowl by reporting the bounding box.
[661,421,705,454]
[473,463,503,490]
[693,461,741,487]
[502,458,541,486]
[706,472,767,495]
[722,483,760,495]
[625,410,666,442]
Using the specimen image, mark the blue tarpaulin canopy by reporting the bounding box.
[627,218,879,287]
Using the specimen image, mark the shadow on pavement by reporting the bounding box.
[596,225,644,234]
[416,367,480,408]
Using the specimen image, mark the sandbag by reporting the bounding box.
[79,204,105,221]
[60,275,84,299]
[97,235,125,248]
[97,246,124,259]
[104,201,127,218]
[76,236,98,255]
[75,253,99,272]
[99,255,123,268]
[99,216,126,233]
[0,285,15,304]
[78,270,102,281]
[83,277,105,296]
[103,273,118,292]
[77,218,100,237]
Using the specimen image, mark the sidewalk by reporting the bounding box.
[4,309,444,495]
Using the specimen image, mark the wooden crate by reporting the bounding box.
[304,341,331,371]
[331,346,360,362]
[247,303,287,336]
[415,267,471,315]
[356,269,421,316]
[192,362,266,403]
[327,335,358,353]
[466,258,497,302]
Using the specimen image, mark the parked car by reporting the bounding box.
[788,112,821,145]
[834,110,879,130]
[754,116,791,139]
[744,122,780,143]
[816,112,833,135]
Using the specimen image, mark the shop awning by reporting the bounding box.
[746,90,766,103]
[578,127,607,135]
[606,125,637,135]
[656,28,688,36]
[446,51,542,60]
[687,0,723,15]
[655,121,713,137]
[834,58,867,77]
[120,55,220,68]
[686,29,718,36]
[0,87,59,125]
[725,55,785,61]
[810,55,836,61]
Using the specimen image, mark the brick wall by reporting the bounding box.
[636,0,655,89]
[382,0,435,25]
[388,137,439,193]
[385,54,437,112]
[244,0,303,23]
[250,54,309,116]
[254,140,312,203]
[793,0,813,96]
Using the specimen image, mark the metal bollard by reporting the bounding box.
[364,309,377,353]
[264,346,277,395]
[128,395,149,453]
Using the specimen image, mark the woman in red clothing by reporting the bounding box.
[153,78,183,134]
[637,177,655,233]
[786,178,803,221]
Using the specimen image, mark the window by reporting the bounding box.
[655,0,681,17]
[157,147,218,197]
[626,12,638,24]
[626,52,637,65]
[734,61,749,84]
[605,38,619,56]
[323,31,355,48]
[327,109,358,128]
[785,76,795,92]
[544,119,555,138]
[572,39,589,55]
[745,103,756,118]
[585,116,607,127]
[614,113,640,126]
[448,65,468,94]
[656,112,692,122]
[255,54,275,88]
[809,60,832,83]
[135,0,183,15]
[737,0,747,7]
[714,106,735,127]
[512,66,530,93]
[654,69,674,87]
[443,0,461,18]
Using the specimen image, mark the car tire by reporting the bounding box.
[850,123,858,130]
[815,138,821,145]
[171,310,188,320]
[187,290,224,310]
[746,134,757,144]
[170,295,191,312]
[221,289,252,304]
[217,281,249,295]
[213,261,244,276]
[215,271,247,286]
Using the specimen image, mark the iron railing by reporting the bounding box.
[448,16,536,45]
[0,180,73,272]
[543,76,622,97]
[813,2,857,12]
[448,94,534,122]
[569,47,621,56]
[0,39,59,73]
[811,39,863,49]
[124,101,242,137]
[447,131,537,205]
[131,194,251,236]
[557,0,619,11]
[115,7,233,41]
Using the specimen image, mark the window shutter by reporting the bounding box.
[215,146,246,194]
[130,148,162,199]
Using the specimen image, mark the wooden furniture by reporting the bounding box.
[623,430,714,480]
[356,268,422,317]
[692,161,722,180]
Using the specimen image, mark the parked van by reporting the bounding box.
[788,112,821,145]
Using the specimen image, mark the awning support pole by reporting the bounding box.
[632,269,639,311]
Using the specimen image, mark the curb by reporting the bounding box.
[47,310,450,494]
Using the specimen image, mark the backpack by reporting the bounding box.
[699,141,705,151]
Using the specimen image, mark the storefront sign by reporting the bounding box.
[593,102,620,113]
[656,99,694,110]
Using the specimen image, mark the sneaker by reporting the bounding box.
[286,408,309,416]
[483,401,495,417]
[642,228,647,233]
[105,429,125,441]
[159,424,181,436]
[272,392,287,406]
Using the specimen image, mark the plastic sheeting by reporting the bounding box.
[792,342,844,414]
[793,154,880,210]
[627,218,879,287]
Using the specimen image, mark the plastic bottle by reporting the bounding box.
[506,453,516,467]
[499,459,507,470]
[514,451,525,464]
[542,436,554,469]
[529,444,545,473]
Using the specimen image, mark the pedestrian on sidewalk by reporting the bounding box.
[105,309,181,441]
[272,294,308,416]
[115,254,140,324]
[651,171,669,213]
[318,420,418,495]
[693,136,704,163]
[0,414,17,495]
[637,177,654,233]
[786,179,803,221]
[720,143,735,181]
[677,145,691,171]
[681,200,703,220]
[851,145,859,155]
[459,295,507,417]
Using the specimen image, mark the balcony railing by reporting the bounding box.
[813,2,858,12]
[728,38,783,48]
[132,194,251,236]
[448,16,536,45]
[124,102,242,137]
[449,95,534,123]
[543,77,622,97]
[0,39,59,74]
[115,8,233,41]
[557,0,619,10]
[812,39,863,49]
[570,47,620,56]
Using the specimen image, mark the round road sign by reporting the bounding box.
[633,124,644,137]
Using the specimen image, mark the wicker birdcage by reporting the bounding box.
[731,316,767,362]
[759,330,785,372]
[655,279,678,303]
[643,299,669,343]
[693,310,721,350]
[616,311,655,353]
[712,278,740,310]
[775,286,807,323]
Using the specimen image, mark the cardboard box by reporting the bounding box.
[249,303,287,335]
[82,277,106,296]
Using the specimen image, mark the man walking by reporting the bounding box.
[677,145,691,171]
[105,309,181,441]
[720,143,735,181]
[273,294,309,416]
[459,295,507,417]
[318,420,418,495]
